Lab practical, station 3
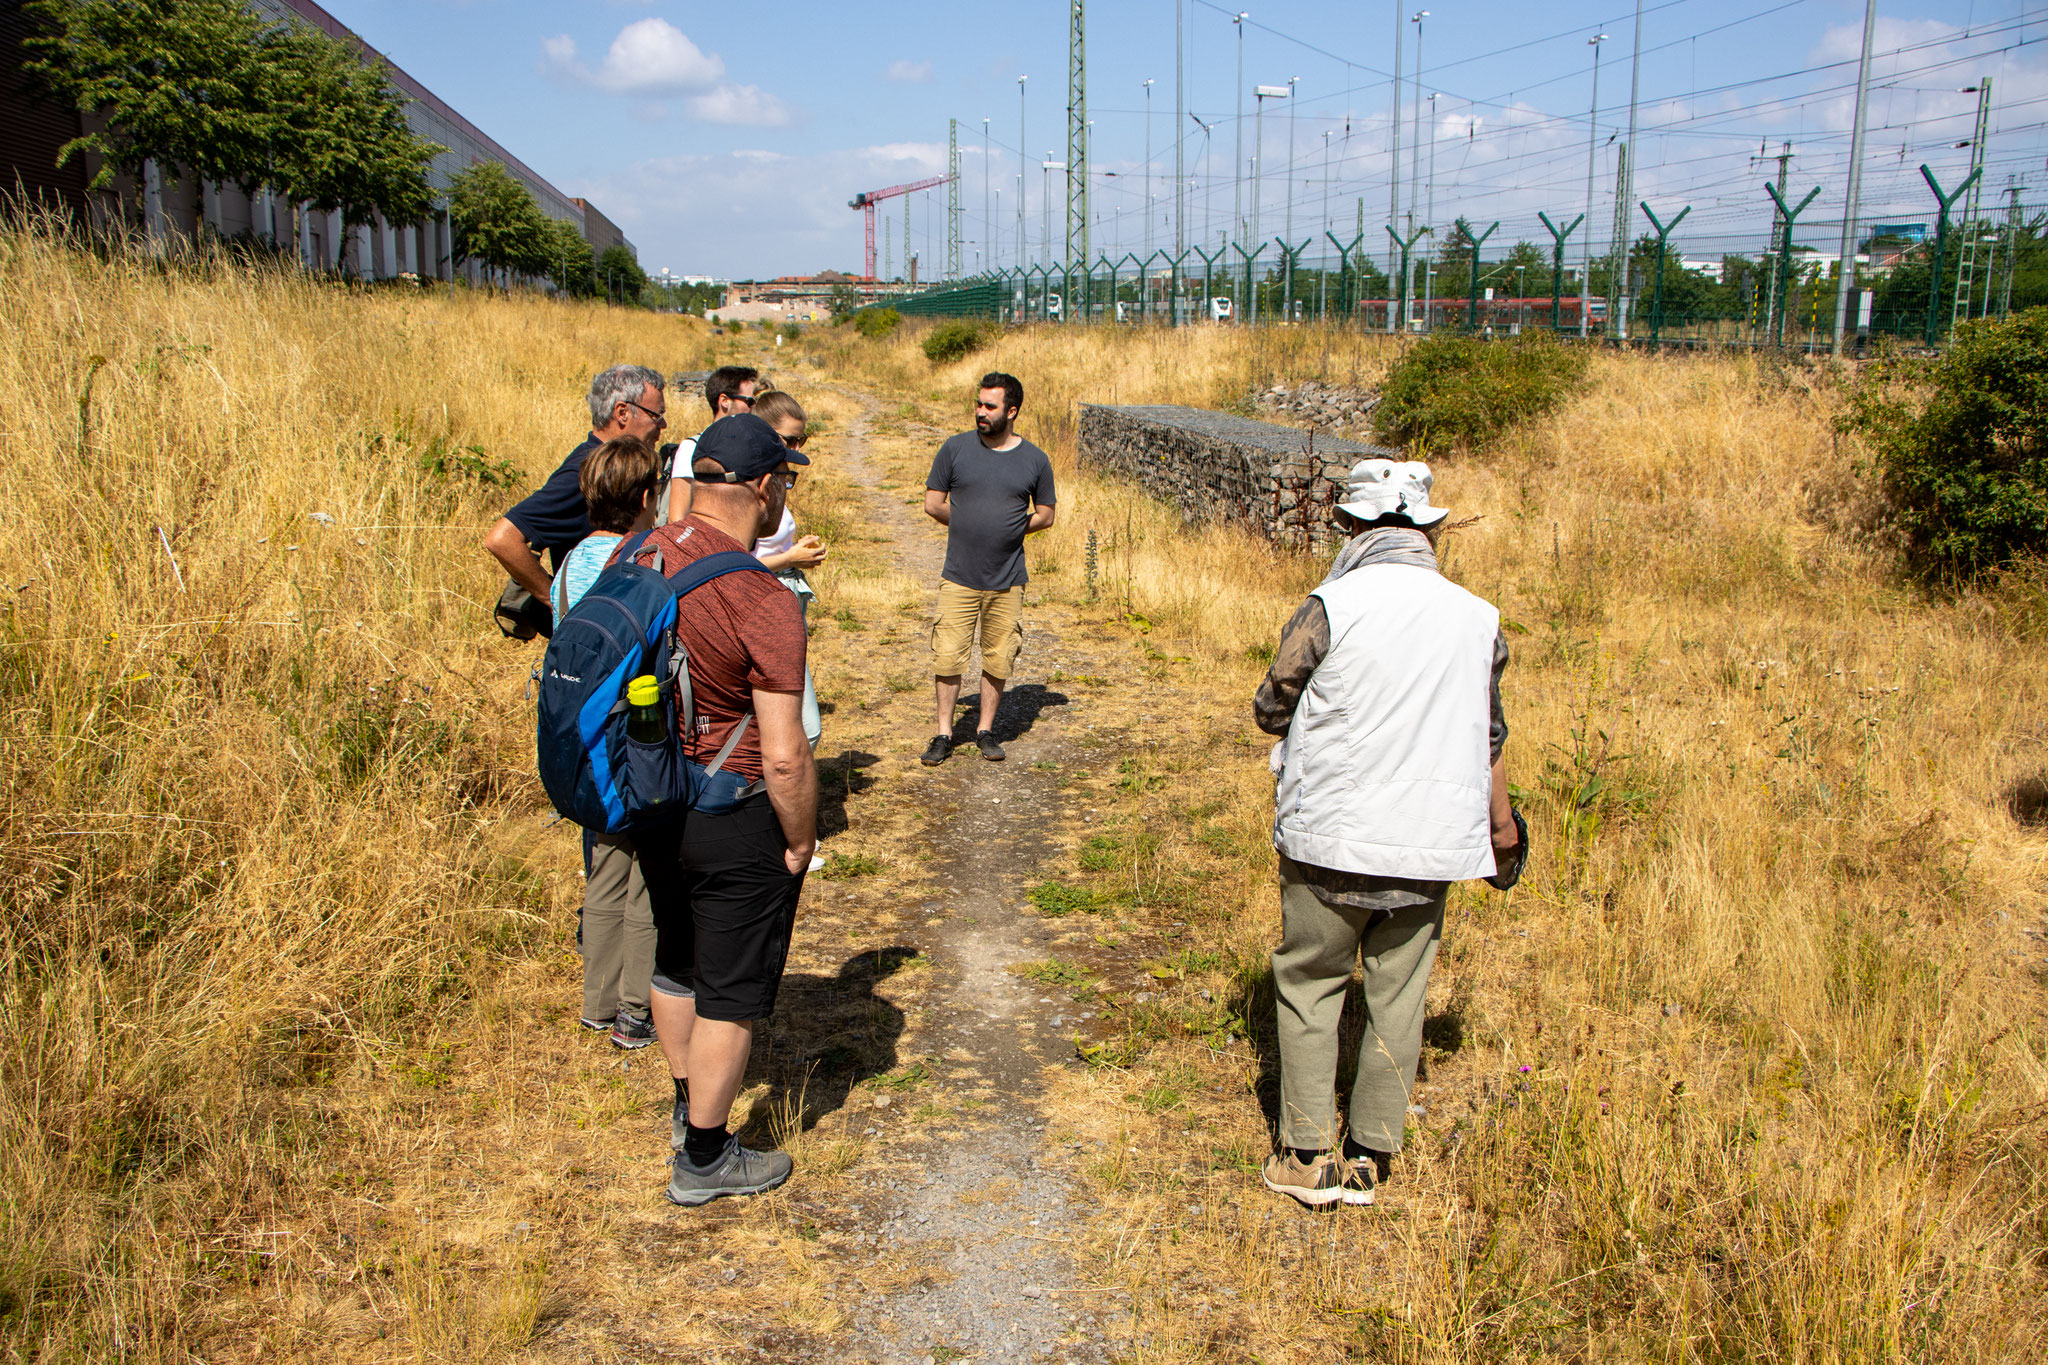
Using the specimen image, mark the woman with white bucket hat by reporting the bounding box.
[1252,457,1527,1208]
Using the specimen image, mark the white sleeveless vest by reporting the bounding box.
[1272,562,1499,881]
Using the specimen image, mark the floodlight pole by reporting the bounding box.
[1581,33,1608,337]
[1830,0,1877,355]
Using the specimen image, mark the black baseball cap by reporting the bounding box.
[691,412,809,482]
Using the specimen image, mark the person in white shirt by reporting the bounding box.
[1251,459,1525,1209]
[747,390,828,747]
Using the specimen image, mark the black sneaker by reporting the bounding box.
[975,730,1006,761]
[609,1010,656,1050]
[666,1137,793,1207]
[920,735,952,766]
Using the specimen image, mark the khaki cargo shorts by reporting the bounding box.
[930,581,1025,681]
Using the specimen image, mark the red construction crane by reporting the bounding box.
[849,173,953,282]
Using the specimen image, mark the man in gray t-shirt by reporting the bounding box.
[920,372,1057,766]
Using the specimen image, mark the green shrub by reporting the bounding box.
[1847,309,2048,580]
[779,321,801,342]
[1374,333,1588,451]
[921,319,991,364]
[853,307,901,339]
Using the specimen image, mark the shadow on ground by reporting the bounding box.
[815,749,883,839]
[735,945,919,1147]
[943,684,1071,745]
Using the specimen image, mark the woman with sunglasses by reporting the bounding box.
[748,392,828,861]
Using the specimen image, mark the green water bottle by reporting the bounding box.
[626,675,666,743]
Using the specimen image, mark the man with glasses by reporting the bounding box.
[486,364,667,619]
[659,365,760,524]
[623,412,817,1206]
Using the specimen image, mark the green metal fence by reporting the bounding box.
[857,188,2045,351]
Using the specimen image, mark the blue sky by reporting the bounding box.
[326,0,2048,279]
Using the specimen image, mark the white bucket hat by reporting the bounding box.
[1335,458,1448,526]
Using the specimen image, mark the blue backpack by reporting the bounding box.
[535,529,774,833]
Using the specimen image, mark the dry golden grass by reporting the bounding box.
[0,222,728,1359]
[7,222,2047,1363]
[819,317,2048,1359]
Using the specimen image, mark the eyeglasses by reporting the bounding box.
[781,432,807,450]
[623,398,667,427]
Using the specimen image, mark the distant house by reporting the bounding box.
[0,0,630,284]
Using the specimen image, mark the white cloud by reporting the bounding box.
[885,59,933,84]
[863,142,947,172]
[542,18,724,94]
[585,143,984,277]
[686,84,797,128]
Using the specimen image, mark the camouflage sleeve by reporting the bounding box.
[1254,596,1330,737]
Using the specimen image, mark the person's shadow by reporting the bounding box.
[947,683,1070,745]
[814,749,882,839]
[734,946,917,1148]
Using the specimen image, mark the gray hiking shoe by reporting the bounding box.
[666,1137,793,1207]
[609,1010,655,1050]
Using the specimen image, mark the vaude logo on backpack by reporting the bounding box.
[535,529,774,833]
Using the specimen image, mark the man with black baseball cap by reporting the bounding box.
[619,412,817,1206]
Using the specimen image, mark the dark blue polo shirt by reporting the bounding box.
[503,435,600,570]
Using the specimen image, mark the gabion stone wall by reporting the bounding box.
[1076,404,1401,553]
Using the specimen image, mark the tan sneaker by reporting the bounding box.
[1261,1150,1344,1208]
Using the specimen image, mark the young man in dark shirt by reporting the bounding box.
[484,364,668,610]
[658,364,760,525]
[920,372,1056,765]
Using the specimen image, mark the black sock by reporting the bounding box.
[1289,1147,1327,1166]
[672,1077,689,1109]
[684,1120,728,1167]
[1342,1135,1386,1163]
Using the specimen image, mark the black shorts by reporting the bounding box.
[640,795,805,1023]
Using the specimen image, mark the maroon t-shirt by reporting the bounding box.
[615,517,805,783]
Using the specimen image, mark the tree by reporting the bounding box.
[545,217,597,297]
[596,245,647,304]
[1847,308,2048,578]
[25,0,275,194]
[448,161,549,283]
[826,281,865,321]
[1501,240,1550,298]
[259,22,439,240]
[27,0,443,244]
